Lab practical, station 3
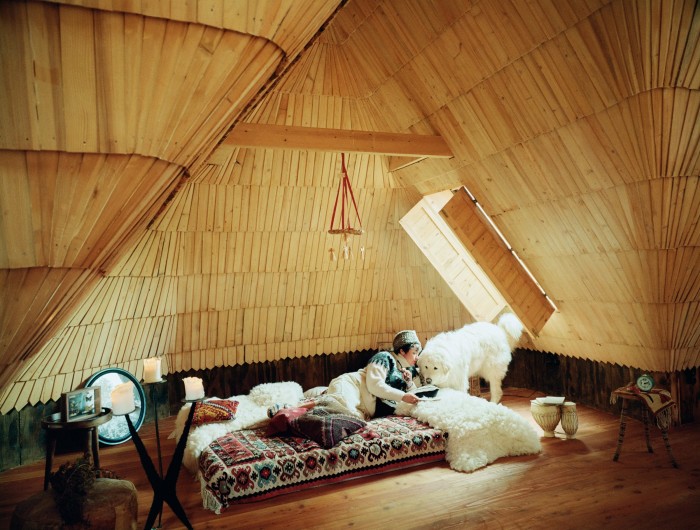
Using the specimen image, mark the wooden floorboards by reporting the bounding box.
[1,388,699,529]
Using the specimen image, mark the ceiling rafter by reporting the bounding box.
[219,123,453,158]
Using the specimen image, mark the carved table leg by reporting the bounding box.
[613,399,629,462]
[641,408,654,453]
[43,432,57,490]
[91,427,101,470]
[660,428,679,468]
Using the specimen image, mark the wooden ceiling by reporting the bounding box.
[0,0,697,412]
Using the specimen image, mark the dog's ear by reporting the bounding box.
[433,351,448,371]
[418,353,435,371]
[417,352,429,368]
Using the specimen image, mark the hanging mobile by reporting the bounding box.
[328,153,364,260]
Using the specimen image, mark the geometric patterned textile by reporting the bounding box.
[288,406,367,448]
[192,400,239,427]
[199,415,447,513]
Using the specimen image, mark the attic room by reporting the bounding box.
[1,0,699,528]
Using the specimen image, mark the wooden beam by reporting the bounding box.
[220,123,453,158]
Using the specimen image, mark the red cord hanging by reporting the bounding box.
[328,153,364,236]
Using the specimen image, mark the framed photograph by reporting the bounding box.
[61,386,102,422]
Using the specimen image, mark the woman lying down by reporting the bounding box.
[173,330,437,471]
[261,330,438,451]
[314,329,438,420]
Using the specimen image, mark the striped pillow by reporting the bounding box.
[192,399,239,426]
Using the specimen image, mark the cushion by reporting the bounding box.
[266,407,309,435]
[303,386,328,399]
[249,382,304,407]
[192,399,239,426]
[289,407,367,448]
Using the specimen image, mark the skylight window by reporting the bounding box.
[461,187,558,312]
[401,187,556,335]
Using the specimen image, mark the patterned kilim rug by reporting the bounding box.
[610,386,676,429]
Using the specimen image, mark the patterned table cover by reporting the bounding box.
[199,415,447,513]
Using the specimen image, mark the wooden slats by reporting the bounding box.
[0,267,100,413]
[1,0,699,414]
[47,0,341,75]
[0,150,182,411]
[0,152,181,269]
[400,193,506,323]
[13,149,471,409]
[440,189,554,335]
[0,2,284,169]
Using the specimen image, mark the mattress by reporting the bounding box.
[198,415,447,513]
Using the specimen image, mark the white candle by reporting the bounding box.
[143,357,161,383]
[111,382,135,415]
[183,377,205,400]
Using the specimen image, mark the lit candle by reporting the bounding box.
[111,382,135,415]
[183,377,205,400]
[143,357,162,383]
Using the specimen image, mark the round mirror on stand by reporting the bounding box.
[85,368,147,445]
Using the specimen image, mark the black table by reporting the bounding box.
[41,407,113,490]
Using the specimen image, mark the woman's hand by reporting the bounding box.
[401,393,420,405]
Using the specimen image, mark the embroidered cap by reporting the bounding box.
[392,330,421,352]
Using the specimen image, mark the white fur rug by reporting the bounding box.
[173,382,541,475]
[396,388,541,472]
[170,382,305,473]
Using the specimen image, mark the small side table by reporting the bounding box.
[41,407,113,490]
[611,387,678,468]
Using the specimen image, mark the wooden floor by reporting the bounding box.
[2,388,699,529]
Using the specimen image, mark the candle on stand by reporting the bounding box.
[143,357,162,383]
[111,382,135,415]
[183,377,205,400]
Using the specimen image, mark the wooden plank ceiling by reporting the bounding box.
[0,0,698,412]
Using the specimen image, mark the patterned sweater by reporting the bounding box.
[363,351,417,405]
[324,351,419,419]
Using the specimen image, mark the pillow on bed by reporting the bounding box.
[192,399,239,426]
[303,386,328,398]
[266,407,309,435]
[249,381,304,407]
[289,407,366,448]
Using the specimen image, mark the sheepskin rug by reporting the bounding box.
[173,382,540,475]
[396,388,541,472]
[170,381,305,473]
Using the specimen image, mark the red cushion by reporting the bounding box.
[266,407,309,435]
[192,399,239,426]
[289,407,367,448]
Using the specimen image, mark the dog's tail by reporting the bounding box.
[497,313,524,350]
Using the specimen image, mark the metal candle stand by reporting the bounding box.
[142,379,167,529]
[115,390,202,530]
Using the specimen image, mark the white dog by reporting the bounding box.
[417,313,524,403]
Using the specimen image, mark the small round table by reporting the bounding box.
[41,407,113,490]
